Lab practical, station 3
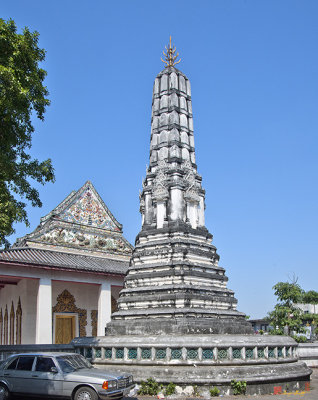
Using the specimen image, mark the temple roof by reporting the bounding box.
[13,181,133,259]
[0,247,128,275]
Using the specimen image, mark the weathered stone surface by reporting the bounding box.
[73,334,312,394]
[87,60,312,390]
[298,342,318,367]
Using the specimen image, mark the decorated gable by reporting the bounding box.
[59,183,120,231]
[14,181,133,256]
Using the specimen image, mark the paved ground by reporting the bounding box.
[125,369,318,400]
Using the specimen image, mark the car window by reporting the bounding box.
[6,358,18,370]
[16,356,35,371]
[35,357,56,372]
[56,354,92,373]
[56,357,75,373]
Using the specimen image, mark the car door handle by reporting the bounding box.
[3,373,10,376]
[32,374,39,377]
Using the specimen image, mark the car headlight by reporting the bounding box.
[107,380,117,389]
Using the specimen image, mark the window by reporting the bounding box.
[35,357,56,372]
[6,357,18,370]
[56,354,92,373]
[16,356,35,371]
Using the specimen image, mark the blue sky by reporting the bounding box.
[2,0,318,319]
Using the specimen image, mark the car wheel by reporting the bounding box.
[0,384,10,400]
[74,386,98,400]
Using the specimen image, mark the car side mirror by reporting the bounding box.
[50,367,58,373]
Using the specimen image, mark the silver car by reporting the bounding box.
[0,352,134,400]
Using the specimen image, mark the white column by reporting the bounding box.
[170,188,184,221]
[198,196,205,227]
[36,278,52,344]
[188,201,198,229]
[144,193,153,225]
[97,281,111,336]
[156,200,166,228]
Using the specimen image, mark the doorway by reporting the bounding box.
[54,314,78,344]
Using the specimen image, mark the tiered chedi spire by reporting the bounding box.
[107,40,252,335]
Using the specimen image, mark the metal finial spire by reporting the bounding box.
[161,36,181,67]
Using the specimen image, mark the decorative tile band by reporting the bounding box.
[141,348,151,359]
[156,348,166,359]
[187,348,198,360]
[77,345,296,364]
[171,348,182,360]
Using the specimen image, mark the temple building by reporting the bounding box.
[0,181,132,345]
[74,39,311,395]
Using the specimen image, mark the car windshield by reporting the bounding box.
[56,354,92,373]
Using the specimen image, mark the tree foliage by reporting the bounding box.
[273,281,303,307]
[268,281,304,334]
[269,282,318,337]
[303,290,318,307]
[0,18,54,247]
[268,305,303,335]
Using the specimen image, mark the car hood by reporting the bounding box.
[64,368,129,383]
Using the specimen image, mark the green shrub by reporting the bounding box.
[231,380,247,395]
[268,328,284,335]
[292,335,307,343]
[138,377,162,395]
[164,382,176,396]
[210,387,220,396]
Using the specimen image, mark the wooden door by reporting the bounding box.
[55,315,76,344]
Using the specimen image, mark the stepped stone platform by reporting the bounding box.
[73,334,310,395]
[74,41,312,394]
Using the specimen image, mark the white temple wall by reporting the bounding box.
[0,263,125,344]
[0,278,38,344]
[22,279,38,344]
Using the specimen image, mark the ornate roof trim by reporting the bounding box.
[39,181,122,230]
[14,181,133,256]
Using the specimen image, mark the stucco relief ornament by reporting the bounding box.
[91,310,97,337]
[184,187,200,203]
[182,161,200,202]
[152,167,169,201]
[181,160,193,172]
[139,198,145,214]
[157,159,169,170]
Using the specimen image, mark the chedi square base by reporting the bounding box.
[73,42,312,395]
